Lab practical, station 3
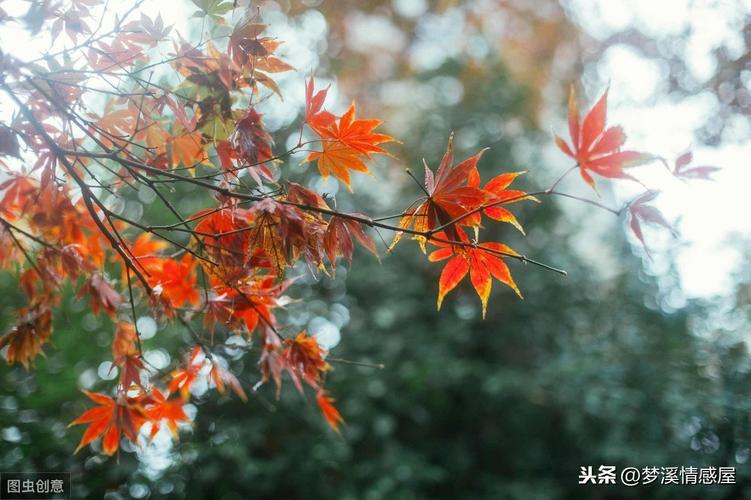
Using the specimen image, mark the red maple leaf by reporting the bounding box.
[231,108,275,185]
[628,191,675,255]
[324,215,378,271]
[78,273,123,319]
[280,331,330,393]
[304,76,336,134]
[555,86,653,189]
[391,136,491,251]
[672,151,721,181]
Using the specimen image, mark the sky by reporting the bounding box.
[569,0,751,298]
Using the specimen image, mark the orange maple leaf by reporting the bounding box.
[168,345,203,400]
[555,86,653,189]
[429,230,522,318]
[470,170,537,234]
[319,103,393,157]
[304,139,369,189]
[69,391,147,455]
[304,92,393,189]
[0,305,52,369]
[111,321,144,389]
[169,130,206,170]
[146,254,200,308]
[122,233,168,285]
[143,387,189,440]
[317,391,344,432]
[209,360,248,402]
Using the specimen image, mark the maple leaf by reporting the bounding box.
[304,140,369,190]
[473,171,537,234]
[228,23,271,67]
[51,7,92,43]
[231,108,274,184]
[58,244,90,281]
[169,130,207,170]
[320,103,394,157]
[143,387,189,440]
[226,21,293,95]
[0,175,37,220]
[192,205,253,283]
[168,345,204,401]
[628,191,675,255]
[391,136,491,251]
[134,13,172,43]
[0,226,21,269]
[111,321,144,389]
[304,76,336,134]
[555,86,653,189]
[429,230,522,318]
[122,233,168,285]
[280,331,330,393]
[78,273,123,319]
[672,151,721,181]
[69,390,147,455]
[317,391,344,432]
[92,107,137,146]
[247,198,308,272]
[206,278,285,336]
[168,345,247,402]
[258,327,283,393]
[304,99,393,189]
[209,358,248,401]
[146,254,200,308]
[324,215,378,270]
[0,305,52,369]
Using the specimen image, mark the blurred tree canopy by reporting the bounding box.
[1,1,750,499]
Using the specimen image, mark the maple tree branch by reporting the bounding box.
[23,0,145,66]
[0,217,55,248]
[0,218,46,280]
[1,81,154,294]
[125,266,144,357]
[326,357,385,369]
[42,139,569,276]
[405,168,431,197]
[24,76,214,272]
[547,164,578,193]
[546,191,622,215]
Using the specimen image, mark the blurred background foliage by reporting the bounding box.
[2,0,751,498]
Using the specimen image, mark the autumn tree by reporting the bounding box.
[0,0,718,457]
